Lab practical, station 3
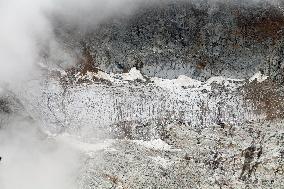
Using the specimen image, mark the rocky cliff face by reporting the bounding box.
[52,0,284,82]
[9,0,284,188]
[17,71,263,137]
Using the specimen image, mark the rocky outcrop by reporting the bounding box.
[52,0,284,82]
[17,71,264,137]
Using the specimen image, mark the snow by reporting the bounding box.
[134,139,180,151]
[72,67,255,93]
[74,67,146,83]
[249,71,268,83]
[122,67,146,82]
[151,75,202,90]
[95,71,115,82]
[152,75,244,92]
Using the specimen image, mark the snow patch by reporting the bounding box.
[74,67,146,83]
[152,75,244,92]
[95,71,115,82]
[151,75,202,90]
[249,72,268,83]
[122,67,146,82]
[134,139,179,151]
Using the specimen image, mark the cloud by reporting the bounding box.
[0,1,83,188]
[0,0,51,84]
[0,117,81,189]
